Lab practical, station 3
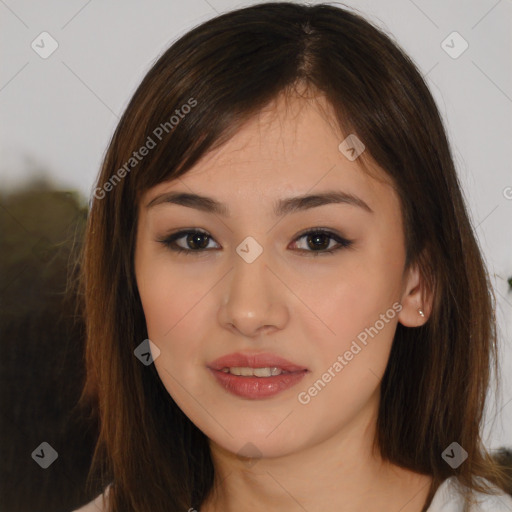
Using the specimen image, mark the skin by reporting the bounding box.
[134,91,434,512]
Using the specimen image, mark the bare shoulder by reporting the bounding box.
[71,485,111,512]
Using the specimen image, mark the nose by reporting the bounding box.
[217,248,289,338]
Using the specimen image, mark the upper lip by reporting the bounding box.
[208,352,308,373]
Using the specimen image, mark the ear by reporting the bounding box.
[397,263,432,327]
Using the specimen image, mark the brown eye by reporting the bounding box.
[184,232,210,250]
[291,229,353,256]
[158,229,219,255]
[306,232,331,250]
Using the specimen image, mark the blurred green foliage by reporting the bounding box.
[0,180,99,512]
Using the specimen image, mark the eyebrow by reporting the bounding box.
[146,190,373,216]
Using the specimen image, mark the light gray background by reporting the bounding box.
[1,0,511,448]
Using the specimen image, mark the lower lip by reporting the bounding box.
[209,368,308,399]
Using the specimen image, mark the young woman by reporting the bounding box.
[72,3,512,511]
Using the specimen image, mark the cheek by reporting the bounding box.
[293,276,399,434]
[136,241,209,339]
[135,250,217,399]
[138,274,208,422]
[296,275,398,371]
[292,244,403,394]
[138,274,208,358]
[297,251,400,332]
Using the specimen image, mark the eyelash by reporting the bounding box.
[157,228,353,257]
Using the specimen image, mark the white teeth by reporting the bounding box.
[220,366,285,377]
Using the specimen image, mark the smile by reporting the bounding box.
[219,366,289,377]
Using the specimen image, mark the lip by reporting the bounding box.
[208,352,308,373]
[207,352,309,400]
[208,352,307,373]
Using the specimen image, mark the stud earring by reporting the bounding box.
[418,309,425,317]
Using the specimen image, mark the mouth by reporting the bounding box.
[218,366,292,377]
[207,352,309,399]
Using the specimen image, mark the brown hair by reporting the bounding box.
[76,2,509,510]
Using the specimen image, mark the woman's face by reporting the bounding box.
[134,93,424,461]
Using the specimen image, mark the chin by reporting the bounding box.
[210,433,304,462]
[201,413,312,459]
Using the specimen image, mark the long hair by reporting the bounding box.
[76,3,508,510]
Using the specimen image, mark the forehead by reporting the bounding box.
[142,93,396,214]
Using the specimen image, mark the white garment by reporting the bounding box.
[72,484,110,512]
[426,477,512,511]
[72,477,512,511]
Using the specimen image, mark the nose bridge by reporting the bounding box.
[231,244,268,299]
[218,240,287,336]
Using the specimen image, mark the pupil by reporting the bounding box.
[308,233,328,250]
[188,233,209,249]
